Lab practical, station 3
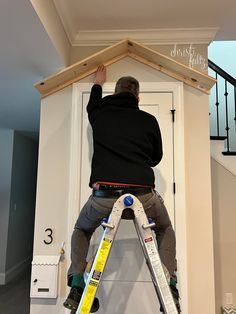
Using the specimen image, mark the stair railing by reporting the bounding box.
[208,59,236,155]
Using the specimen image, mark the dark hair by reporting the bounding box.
[114,76,139,97]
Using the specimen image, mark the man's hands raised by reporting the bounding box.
[94,65,106,86]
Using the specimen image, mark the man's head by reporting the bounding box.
[114,76,139,98]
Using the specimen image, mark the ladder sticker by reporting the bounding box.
[144,236,153,243]
[145,240,160,263]
[80,280,97,314]
[94,237,112,273]
[144,240,178,313]
[80,238,112,314]
[89,279,98,287]
[92,270,101,281]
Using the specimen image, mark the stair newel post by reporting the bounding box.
[224,80,230,152]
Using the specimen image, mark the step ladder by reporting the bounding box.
[76,193,179,314]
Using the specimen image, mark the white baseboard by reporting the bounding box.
[211,140,236,176]
[0,256,31,285]
[0,272,6,285]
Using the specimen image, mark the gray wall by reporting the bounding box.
[0,130,38,284]
[0,129,14,279]
[6,132,38,273]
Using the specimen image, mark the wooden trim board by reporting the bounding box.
[35,39,216,97]
[36,40,129,98]
[128,40,215,94]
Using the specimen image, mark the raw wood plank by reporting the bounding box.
[35,40,129,97]
[127,40,216,93]
[35,39,216,97]
[39,53,128,98]
[128,52,210,94]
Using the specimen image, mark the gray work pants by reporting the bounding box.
[67,190,177,285]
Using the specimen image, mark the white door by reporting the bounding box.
[77,83,175,314]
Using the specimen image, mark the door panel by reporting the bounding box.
[139,92,174,224]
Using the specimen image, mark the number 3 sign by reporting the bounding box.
[44,228,53,245]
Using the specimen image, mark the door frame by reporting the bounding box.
[67,82,188,313]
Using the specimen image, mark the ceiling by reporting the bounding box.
[53,0,236,43]
[0,0,63,135]
[1,0,236,136]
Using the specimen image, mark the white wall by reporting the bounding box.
[208,42,236,309]
[184,87,215,313]
[0,129,14,284]
[31,86,72,313]
[30,0,71,66]
[211,158,236,313]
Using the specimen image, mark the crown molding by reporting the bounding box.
[72,27,219,46]
[52,0,74,44]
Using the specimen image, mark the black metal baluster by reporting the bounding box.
[224,80,230,152]
[215,72,220,136]
[209,59,236,154]
[234,86,236,131]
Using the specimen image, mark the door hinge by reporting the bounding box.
[170,109,176,122]
[173,182,176,194]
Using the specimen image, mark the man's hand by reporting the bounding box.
[94,65,106,86]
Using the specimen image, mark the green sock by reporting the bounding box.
[71,274,85,289]
[170,278,177,287]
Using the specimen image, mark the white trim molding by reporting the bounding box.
[72,27,219,46]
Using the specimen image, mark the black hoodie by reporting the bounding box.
[87,84,163,187]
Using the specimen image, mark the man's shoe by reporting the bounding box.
[170,284,181,313]
[63,286,100,313]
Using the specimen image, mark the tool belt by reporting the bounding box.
[92,186,153,198]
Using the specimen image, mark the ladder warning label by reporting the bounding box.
[80,238,112,314]
[144,237,153,243]
[89,279,98,287]
[92,270,101,281]
[80,282,97,314]
[94,237,112,273]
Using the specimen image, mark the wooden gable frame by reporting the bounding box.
[35,39,216,98]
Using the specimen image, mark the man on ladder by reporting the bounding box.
[63,65,181,313]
